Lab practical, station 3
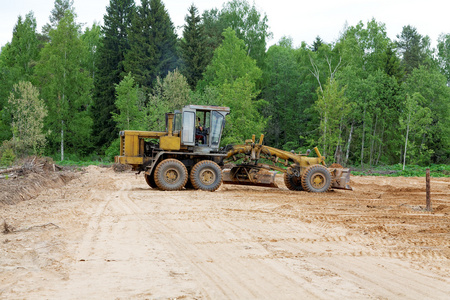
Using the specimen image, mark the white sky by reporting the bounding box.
[0,0,448,50]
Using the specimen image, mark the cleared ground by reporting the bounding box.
[1,166,449,299]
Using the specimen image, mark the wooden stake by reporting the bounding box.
[426,168,431,211]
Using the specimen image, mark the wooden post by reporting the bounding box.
[426,168,431,211]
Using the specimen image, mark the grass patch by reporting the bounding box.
[351,164,450,177]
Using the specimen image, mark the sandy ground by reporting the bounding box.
[1,166,449,299]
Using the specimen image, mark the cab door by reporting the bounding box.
[181,108,196,146]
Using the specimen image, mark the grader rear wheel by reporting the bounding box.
[154,159,188,191]
[301,164,332,193]
[190,160,222,191]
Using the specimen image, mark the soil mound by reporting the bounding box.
[0,156,78,205]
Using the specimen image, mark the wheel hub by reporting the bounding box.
[165,169,179,183]
[311,174,326,188]
[199,168,215,184]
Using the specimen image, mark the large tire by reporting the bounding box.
[154,159,188,191]
[144,173,158,189]
[301,164,332,193]
[190,160,222,191]
[284,172,303,191]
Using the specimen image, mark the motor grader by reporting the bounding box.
[114,105,352,192]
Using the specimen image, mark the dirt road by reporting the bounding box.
[1,166,449,299]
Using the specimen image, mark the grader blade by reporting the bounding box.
[329,167,352,190]
[222,165,278,188]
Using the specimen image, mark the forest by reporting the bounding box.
[0,0,449,168]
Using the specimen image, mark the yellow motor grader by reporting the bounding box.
[114,105,352,192]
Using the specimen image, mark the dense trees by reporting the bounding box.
[91,0,134,151]
[0,0,448,165]
[34,11,93,161]
[201,28,265,144]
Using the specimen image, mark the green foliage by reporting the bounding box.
[220,0,272,68]
[201,8,226,66]
[404,66,450,164]
[351,164,450,177]
[315,78,350,159]
[147,0,179,80]
[8,81,48,156]
[396,25,432,77]
[34,11,93,160]
[399,92,432,169]
[81,23,102,80]
[0,12,40,144]
[200,28,265,145]
[180,4,208,89]
[92,0,135,150]
[124,0,157,89]
[262,42,303,149]
[42,0,74,36]
[104,138,120,162]
[1,1,449,167]
[0,143,16,167]
[190,86,221,106]
[219,77,267,145]
[201,28,262,89]
[437,33,450,84]
[112,72,146,130]
[147,70,191,131]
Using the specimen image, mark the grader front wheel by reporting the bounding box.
[301,164,332,193]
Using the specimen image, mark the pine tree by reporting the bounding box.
[180,4,208,89]
[92,0,135,151]
[42,0,74,36]
[396,25,431,76]
[124,0,156,89]
[148,0,178,80]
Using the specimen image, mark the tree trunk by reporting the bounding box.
[61,120,64,161]
[345,121,354,165]
[376,124,385,166]
[361,106,367,168]
[403,112,411,171]
[370,114,378,166]
[335,116,344,163]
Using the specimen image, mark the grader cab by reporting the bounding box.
[115,105,230,191]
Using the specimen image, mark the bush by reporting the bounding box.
[105,138,120,162]
[0,141,16,167]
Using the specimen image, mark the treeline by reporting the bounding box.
[0,0,449,168]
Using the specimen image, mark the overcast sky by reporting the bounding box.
[1,0,448,50]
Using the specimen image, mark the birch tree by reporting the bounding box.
[35,11,92,160]
[399,93,432,169]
